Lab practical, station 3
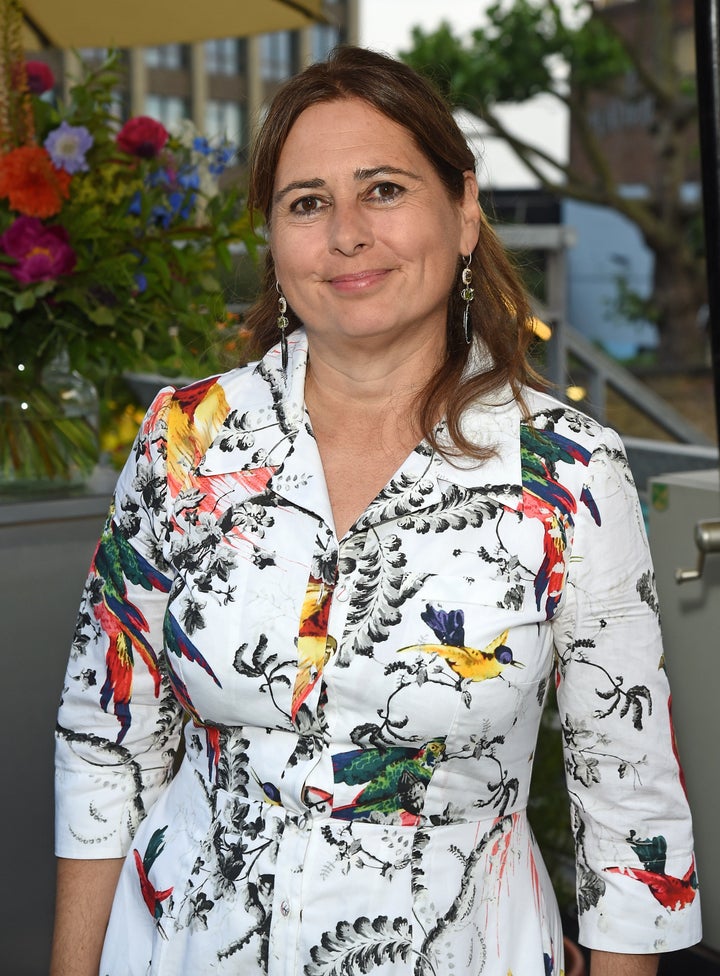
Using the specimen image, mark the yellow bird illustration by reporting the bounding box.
[398,604,523,684]
[292,576,337,720]
[161,376,230,488]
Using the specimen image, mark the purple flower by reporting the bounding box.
[44,122,94,174]
[0,216,76,284]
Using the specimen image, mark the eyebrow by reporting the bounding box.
[272,166,423,206]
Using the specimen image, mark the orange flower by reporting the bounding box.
[0,146,72,218]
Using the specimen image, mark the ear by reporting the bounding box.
[458,170,482,256]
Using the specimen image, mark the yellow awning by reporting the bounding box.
[21,0,327,50]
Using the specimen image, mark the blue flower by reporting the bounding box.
[44,121,94,174]
[192,136,211,156]
[178,167,200,191]
[209,145,235,176]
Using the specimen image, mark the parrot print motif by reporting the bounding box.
[331,738,447,824]
[93,512,172,742]
[133,826,174,935]
[606,831,698,912]
[55,334,701,976]
[520,424,599,618]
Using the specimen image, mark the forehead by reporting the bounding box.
[275,98,429,177]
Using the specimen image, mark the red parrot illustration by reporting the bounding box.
[94,513,172,742]
[133,826,174,933]
[606,830,698,911]
[520,424,597,618]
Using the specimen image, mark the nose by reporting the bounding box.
[327,200,373,256]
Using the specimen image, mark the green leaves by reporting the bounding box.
[400,0,631,112]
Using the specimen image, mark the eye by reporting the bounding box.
[369,181,404,203]
[289,195,324,214]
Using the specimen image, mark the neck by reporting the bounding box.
[303,329,445,415]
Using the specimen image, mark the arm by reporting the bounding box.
[53,392,183,967]
[50,857,124,976]
[551,425,701,954]
[590,950,659,976]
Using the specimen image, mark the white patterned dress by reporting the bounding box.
[55,330,702,975]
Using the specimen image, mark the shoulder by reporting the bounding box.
[142,360,267,429]
[520,387,627,457]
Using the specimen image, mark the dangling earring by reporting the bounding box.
[461,255,475,345]
[276,280,289,371]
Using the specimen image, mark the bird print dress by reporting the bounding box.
[55,330,702,975]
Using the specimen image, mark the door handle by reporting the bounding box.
[675,519,720,583]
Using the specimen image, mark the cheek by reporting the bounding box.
[270,229,319,286]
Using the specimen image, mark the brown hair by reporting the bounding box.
[244,45,542,458]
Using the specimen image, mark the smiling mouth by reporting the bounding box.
[328,269,391,290]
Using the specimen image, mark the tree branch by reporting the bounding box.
[593,0,677,107]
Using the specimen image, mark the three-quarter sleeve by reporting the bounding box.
[55,390,184,859]
[552,426,702,952]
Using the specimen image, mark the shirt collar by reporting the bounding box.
[196,329,310,477]
[196,328,523,521]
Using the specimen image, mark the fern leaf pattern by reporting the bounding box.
[304,916,412,976]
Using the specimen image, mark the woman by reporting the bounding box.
[51,47,701,976]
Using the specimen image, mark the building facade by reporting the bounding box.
[43,0,358,155]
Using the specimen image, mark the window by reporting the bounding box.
[110,90,130,123]
[144,45,185,70]
[260,32,295,82]
[205,38,245,76]
[205,100,244,143]
[77,47,109,63]
[144,94,189,128]
[310,24,339,63]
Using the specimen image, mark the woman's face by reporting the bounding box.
[269,98,481,355]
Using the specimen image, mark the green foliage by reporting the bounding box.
[606,275,659,326]
[401,1,708,366]
[400,0,631,113]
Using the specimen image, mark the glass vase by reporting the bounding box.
[0,350,100,494]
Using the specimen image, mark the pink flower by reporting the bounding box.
[0,216,76,284]
[117,116,169,159]
[25,60,55,94]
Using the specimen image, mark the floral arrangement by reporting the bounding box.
[0,0,258,488]
[0,4,258,382]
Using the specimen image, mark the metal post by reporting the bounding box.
[694,0,720,444]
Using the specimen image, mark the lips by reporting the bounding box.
[328,269,391,292]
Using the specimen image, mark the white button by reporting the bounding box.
[280,899,290,917]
